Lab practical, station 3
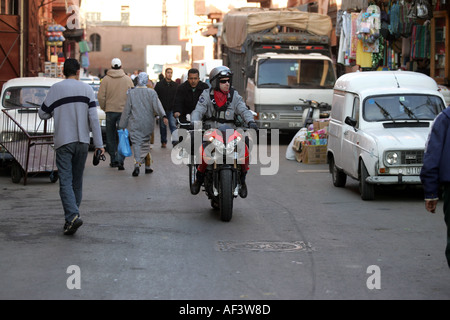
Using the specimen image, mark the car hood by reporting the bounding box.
[364,126,431,150]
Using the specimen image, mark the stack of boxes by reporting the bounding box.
[44,55,64,78]
[292,118,330,164]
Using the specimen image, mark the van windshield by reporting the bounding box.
[2,86,50,109]
[257,58,336,89]
[363,94,445,122]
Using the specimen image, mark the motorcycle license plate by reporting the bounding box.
[406,167,421,175]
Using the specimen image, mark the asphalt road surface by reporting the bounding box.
[0,131,449,301]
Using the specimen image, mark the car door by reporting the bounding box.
[341,95,360,178]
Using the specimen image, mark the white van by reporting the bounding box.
[327,71,446,200]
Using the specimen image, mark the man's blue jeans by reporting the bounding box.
[159,111,177,144]
[56,142,89,223]
[106,112,124,165]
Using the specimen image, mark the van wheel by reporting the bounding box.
[359,161,375,200]
[330,157,346,187]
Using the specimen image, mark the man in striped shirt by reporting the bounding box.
[39,58,105,235]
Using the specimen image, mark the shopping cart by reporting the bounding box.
[0,108,58,185]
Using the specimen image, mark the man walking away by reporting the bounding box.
[98,58,134,170]
[39,58,105,235]
[420,106,450,268]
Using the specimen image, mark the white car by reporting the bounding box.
[80,77,106,148]
[0,77,105,165]
[327,71,446,200]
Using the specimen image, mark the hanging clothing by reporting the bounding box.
[356,40,373,68]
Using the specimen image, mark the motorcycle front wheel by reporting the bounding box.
[189,161,197,194]
[219,169,233,222]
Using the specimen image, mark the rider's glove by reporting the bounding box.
[248,121,259,131]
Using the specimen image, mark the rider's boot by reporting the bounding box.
[191,170,205,195]
[238,172,248,198]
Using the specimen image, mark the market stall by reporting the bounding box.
[336,0,448,85]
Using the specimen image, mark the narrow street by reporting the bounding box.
[0,130,448,301]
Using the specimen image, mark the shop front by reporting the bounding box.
[336,0,449,86]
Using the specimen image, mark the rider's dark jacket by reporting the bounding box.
[173,80,209,122]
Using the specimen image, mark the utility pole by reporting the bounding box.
[161,0,168,45]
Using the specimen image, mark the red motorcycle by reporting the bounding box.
[177,119,250,222]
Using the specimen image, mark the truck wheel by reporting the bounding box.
[359,161,375,201]
[330,157,346,187]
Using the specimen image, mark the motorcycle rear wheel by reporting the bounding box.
[219,169,233,222]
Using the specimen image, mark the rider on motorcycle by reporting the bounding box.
[190,66,258,198]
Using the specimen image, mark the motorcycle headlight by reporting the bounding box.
[211,138,225,154]
[385,151,399,165]
[225,136,241,155]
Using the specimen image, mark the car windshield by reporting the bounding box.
[2,86,50,109]
[363,94,445,122]
[257,58,336,89]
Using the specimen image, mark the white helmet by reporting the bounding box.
[209,66,233,89]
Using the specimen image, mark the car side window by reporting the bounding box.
[352,96,360,128]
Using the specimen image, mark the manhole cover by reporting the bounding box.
[217,241,313,252]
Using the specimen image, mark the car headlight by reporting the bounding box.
[385,151,399,165]
[261,113,268,120]
[269,113,277,120]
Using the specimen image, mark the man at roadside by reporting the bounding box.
[154,67,178,148]
[173,68,209,123]
[98,58,134,170]
[420,106,450,268]
[39,58,105,236]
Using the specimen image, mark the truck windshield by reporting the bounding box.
[257,58,335,89]
[363,94,445,122]
[2,86,50,109]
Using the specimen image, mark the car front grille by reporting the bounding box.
[401,150,424,165]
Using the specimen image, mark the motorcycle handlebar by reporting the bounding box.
[298,98,331,110]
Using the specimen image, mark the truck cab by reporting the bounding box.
[246,52,335,130]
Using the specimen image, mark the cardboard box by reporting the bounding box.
[301,145,327,164]
[292,136,303,152]
[313,119,330,132]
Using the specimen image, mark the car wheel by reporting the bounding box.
[11,162,23,184]
[359,161,375,201]
[330,156,346,187]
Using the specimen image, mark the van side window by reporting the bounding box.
[352,96,360,128]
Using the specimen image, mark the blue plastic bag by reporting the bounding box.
[118,129,132,157]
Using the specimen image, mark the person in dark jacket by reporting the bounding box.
[420,107,450,268]
[154,67,178,147]
[173,68,209,123]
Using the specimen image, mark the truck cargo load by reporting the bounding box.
[220,8,336,131]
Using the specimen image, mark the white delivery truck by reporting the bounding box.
[327,71,446,200]
[220,8,336,131]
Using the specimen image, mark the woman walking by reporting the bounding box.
[119,72,168,176]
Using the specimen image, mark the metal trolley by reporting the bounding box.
[0,108,58,185]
